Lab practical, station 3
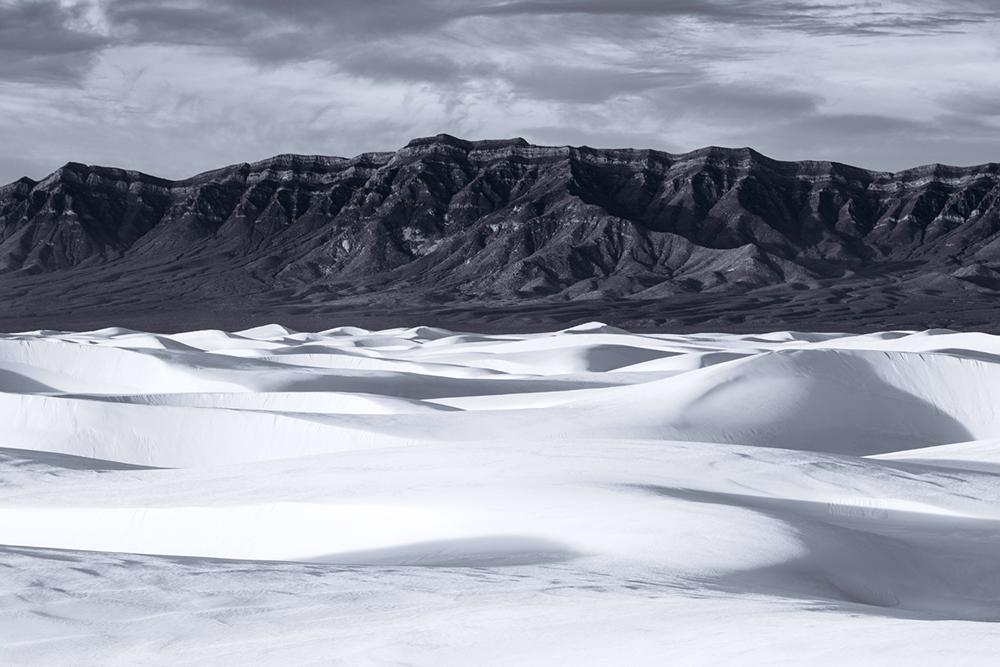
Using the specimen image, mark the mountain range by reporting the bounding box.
[3,134,1000,333]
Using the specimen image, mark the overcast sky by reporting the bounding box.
[2,0,999,185]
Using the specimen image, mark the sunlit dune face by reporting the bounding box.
[3,323,1000,667]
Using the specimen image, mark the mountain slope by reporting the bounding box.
[3,134,1000,332]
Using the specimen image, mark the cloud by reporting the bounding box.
[470,0,995,36]
[95,1,1000,70]
[1,0,1000,185]
[651,84,824,124]
[3,1,996,84]
[505,67,697,104]
[940,91,1000,120]
[0,0,109,84]
[102,0,463,60]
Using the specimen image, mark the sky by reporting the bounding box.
[2,0,1000,185]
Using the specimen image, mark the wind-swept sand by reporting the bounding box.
[1,323,1000,665]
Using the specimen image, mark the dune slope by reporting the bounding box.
[2,323,1000,665]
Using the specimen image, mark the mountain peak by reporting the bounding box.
[404,134,531,151]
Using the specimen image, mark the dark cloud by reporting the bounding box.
[469,0,993,36]
[6,1,990,86]
[509,67,702,104]
[1,0,999,184]
[99,0,996,64]
[652,84,824,123]
[470,0,868,24]
[335,50,488,86]
[98,1,716,102]
[0,0,108,83]
[789,112,928,138]
[940,92,1000,119]
[103,0,462,56]
[102,2,256,44]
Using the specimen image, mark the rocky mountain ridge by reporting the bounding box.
[3,134,1000,332]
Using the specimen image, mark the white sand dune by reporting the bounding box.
[2,324,1000,665]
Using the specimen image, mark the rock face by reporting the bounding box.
[3,134,1000,332]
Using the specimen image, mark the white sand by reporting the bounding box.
[1,323,1000,665]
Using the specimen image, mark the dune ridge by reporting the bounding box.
[3,323,1000,665]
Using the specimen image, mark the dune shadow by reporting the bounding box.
[0,446,161,471]
[0,367,58,393]
[0,536,580,570]
[876,458,1000,475]
[635,484,1000,621]
[674,349,978,456]
[306,535,581,567]
[0,544,89,563]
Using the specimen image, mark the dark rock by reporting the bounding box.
[3,134,1000,333]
